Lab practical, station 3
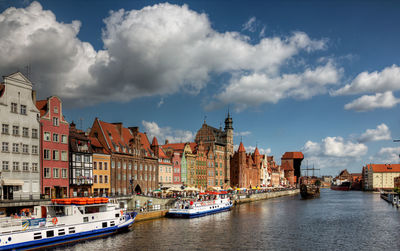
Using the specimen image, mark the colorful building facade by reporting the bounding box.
[90,136,111,197]
[36,96,69,198]
[230,142,261,188]
[362,164,400,190]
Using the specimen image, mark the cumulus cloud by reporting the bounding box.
[234,144,271,155]
[0,2,336,109]
[142,120,194,144]
[369,147,400,164]
[333,64,400,96]
[211,62,341,111]
[358,123,391,143]
[344,91,400,111]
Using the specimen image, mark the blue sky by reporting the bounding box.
[1,0,400,176]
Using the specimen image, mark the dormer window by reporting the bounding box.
[54,106,58,114]
[108,132,112,140]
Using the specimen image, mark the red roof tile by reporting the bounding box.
[254,147,260,156]
[368,164,400,173]
[238,142,245,152]
[282,152,304,159]
[152,136,159,146]
[36,100,48,117]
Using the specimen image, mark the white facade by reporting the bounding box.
[0,72,40,200]
[260,156,270,186]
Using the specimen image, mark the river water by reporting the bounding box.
[52,189,400,251]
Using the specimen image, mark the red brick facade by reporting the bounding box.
[230,142,261,188]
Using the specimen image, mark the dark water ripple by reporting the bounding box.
[51,190,400,251]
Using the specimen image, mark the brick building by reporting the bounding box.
[89,119,158,195]
[151,137,173,187]
[281,152,304,185]
[36,96,69,198]
[230,142,261,188]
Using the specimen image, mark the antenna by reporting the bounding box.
[79,118,83,130]
[25,64,31,80]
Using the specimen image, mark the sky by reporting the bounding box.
[0,0,400,176]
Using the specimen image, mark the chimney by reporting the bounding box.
[32,90,37,105]
[165,139,169,145]
[129,126,139,134]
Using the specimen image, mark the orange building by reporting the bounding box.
[230,142,261,188]
[281,152,304,185]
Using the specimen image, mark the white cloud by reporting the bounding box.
[142,120,194,144]
[370,147,400,164]
[0,2,334,108]
[234,144,271,155]
[344,91,400,112]
[333,64,400,96]
[242,17,256,32]
[358,123,391,142]
[233,131,251,137]
[211,62,341,111]
[157,98,164,108]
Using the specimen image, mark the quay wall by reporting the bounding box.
[233,189,299,204]
[135,210,169,222]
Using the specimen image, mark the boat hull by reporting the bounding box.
[300,184,320,199]
[331,185,351,191]
[166,205,232,218]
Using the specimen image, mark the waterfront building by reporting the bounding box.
[184,143,197,187]
[195,142,207,190]
[89,119,158,195]
[230,142,261,188]
[260,155,271,186]
[362,164,400,190]
[206,149,216,187]
[181,151,187,185]
[151,137,173,187]
[281,152,304,185]
[0,72,40,200]
[36,96,69,198]
[195,113,234,187]
[69,122,93,197]
[162,142,195,186]
[268,156,281,187]
[90,136,111,196]
[171,152,182,184]
[351,173,362,190]
[394,176,400,189]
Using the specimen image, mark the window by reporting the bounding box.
[134,163,137,170]
[12,143,19,153]
[94,162,97,170]
[112,161,115,168]
[32,129,38,138]
[145,165,147,171]
[44,132,50,141]
[22,162,29,171]
[2,142,9,152]
[11,102,17,113]
[44,149,50,160]
[46,230,54,238]
[94,175,97,183]
[53,133,59,142]
[62,169,67,178]
[61,151,68,161]
[117,174,121,180]
[104,162,108,170]
[20,105,26,115]
[52,150,59,160]
[99,175,103,183]
[22,144,29,154]
[105,175,108,184]
[53,168,59,178]
[31,145,38,155]
[2,124,9,134]
[54,106,58,114]
[12,126,19,136]
[140,164,143,170]
[75,155,81,162]
[99,162,103,170]
[118,162,121,169]
[102,222,107,228]
[44,168,50,178]
[22,127,29,137]
[84,155,90,163]
[2,161,9,171]
[53,117,59,126]
[32,163,38,172]
[123,162,126,170]
[13,162,19,171]
[61,135,67,143]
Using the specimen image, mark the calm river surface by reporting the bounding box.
[52,189,400,251]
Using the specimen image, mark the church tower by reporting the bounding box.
[224,110,234,184]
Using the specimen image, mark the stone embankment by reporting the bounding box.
[134,189,300,222]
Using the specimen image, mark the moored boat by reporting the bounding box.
[0,197,136,250]
[331,181,351,191]
[167,191,233,218]
[299,176,320,199]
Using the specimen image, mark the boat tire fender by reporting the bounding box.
[52,217,58,225]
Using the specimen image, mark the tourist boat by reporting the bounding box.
[331,181,352,191]
[167,191,233,218]
[0,197,137,250]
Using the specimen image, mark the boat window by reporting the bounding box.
[33,232,42,240]
[83,217,89,222]
[46,230,54,238]
[85,206,101,214]
[102,222,107,228]
[115,213,120,218]
[69,227,75,234]
[58,229,65,236]
[110,221,115,226]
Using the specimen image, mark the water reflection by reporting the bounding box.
[52,190,400,250]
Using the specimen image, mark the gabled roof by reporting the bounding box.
[89,136,108,154]
[0,83,5,98]
[202,124,227,145]
[254,147,260,156]
[367,164,400,173]
[152,136,159,146]
[238,142,245,152]
[163,143,186,152]
[139,132,154,157]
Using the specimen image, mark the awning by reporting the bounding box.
[2,179,24,186]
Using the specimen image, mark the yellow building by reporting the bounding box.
[362,164,400,190]
[184,143,197,187]
[90,137,111,196]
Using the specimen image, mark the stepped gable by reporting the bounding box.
[203,123,227,145]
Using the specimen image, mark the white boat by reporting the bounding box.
[0,198,136,250]
[167,191,233,218]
